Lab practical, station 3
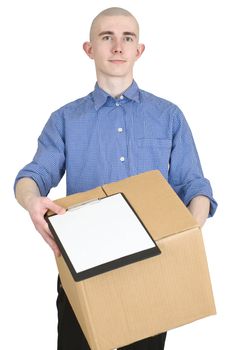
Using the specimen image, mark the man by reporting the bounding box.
[14,7,217,350]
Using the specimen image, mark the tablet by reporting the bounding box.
[46,193,160,281]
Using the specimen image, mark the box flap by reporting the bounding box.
[102,170,198,241]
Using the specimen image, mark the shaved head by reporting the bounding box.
[89,7,139,41]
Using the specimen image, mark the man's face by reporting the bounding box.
[84,15,144,80]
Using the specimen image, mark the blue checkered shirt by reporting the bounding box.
[15,80,217,216]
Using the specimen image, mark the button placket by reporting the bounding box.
[117,125,125,162]
[114,101,127,165]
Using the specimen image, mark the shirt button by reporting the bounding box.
[120,156,125,162]
[120,95,124,100]
[117,127,123,132]
[115,102,120,106]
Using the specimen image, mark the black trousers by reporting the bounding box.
[57,278,167,350]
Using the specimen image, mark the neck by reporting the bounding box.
[96,75,133,98]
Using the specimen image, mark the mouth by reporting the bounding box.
[108,60,126,64]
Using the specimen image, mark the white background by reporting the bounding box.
[0,0,229,349]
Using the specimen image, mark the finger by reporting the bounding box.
[44,199,66,215]
[35,218,53,238]
[38,226,61,257]
[44,227,61,257]
[47,238,61,258]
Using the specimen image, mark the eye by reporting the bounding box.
[102,35,112,41]
[124,36,133,42]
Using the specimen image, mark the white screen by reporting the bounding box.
[49,194,156,272]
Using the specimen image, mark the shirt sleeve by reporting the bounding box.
[14,111,66,196]
[168,107,217,217]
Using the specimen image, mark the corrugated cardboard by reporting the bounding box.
[49,170,215,350]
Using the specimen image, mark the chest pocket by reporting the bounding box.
[136,138,172,177]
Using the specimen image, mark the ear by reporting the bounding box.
[83,41,94,59]
[136,43,145,60]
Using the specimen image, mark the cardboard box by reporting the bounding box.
[49,170,216,350]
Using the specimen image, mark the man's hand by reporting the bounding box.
[27,196,65,257]
[15,178,65,257]
[187,195,210,227]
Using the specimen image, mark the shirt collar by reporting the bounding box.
[92,80,140,111]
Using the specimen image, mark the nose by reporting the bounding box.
[112,39,123,54]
